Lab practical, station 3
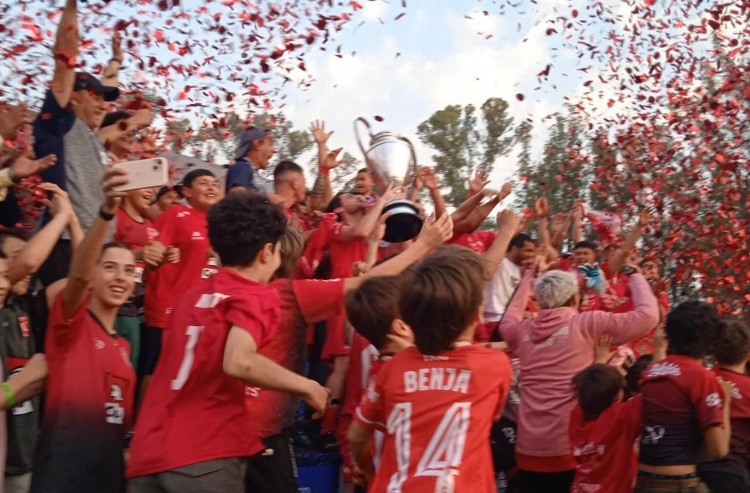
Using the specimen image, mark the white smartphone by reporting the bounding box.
[112,157,168,192]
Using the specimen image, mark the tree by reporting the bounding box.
[417,97,515,206]
[512,120,535,210]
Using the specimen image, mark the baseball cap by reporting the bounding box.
[73,72,120,102]
[234,126,270,160]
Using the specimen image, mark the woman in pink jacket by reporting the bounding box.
[499,266,659,493]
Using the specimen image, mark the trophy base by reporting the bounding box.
[382,200,423,243]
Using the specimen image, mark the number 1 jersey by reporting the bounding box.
[127,269,281,478]
[356,345,512,493]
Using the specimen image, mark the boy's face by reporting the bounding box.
[573,247,597,266]
[183,176,219,210]
[0,258,10,306]
[1,236,30,296]
[356,171,373,195]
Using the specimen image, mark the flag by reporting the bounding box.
[582,205,623,243]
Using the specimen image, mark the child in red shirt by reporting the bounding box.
[348,246,514,492]
[569,364,642,493]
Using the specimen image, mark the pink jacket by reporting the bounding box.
[499,271,658,459]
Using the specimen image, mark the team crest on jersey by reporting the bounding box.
[647,362,681,378]
[104,374,129,425]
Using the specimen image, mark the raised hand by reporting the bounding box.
[419,167,439,191]
[12,153,57,180]
[112,30,124,62]
[468,169,489,195]
[38,183,74,219]
[534,197,550,218]
[497,182,513,201]
[496,209,521,234]
[321,147,343,170]
[101,167,130,213]
[309,120,334,145]
[417,213,453,247]
[638,209,651,227]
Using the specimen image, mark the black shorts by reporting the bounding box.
[491,417,518,474]
[245,432,298,493]
[138,326,163,376]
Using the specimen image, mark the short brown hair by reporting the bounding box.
[345,276,402,351]
[573,364,623,421]
[274,226,304,280]
[400,246,485,355]
[714,318,750,366]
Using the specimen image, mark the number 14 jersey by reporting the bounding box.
[356,345,513,493]
[127,269,281,478]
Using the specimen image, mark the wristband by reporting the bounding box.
[318,167,330,176]
[1,382,15,408]
[109,57,123,64]
[8,167,21,184]
[99,207,115,221]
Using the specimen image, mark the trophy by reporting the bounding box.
[355,117,423,243]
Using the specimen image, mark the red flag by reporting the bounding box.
[583,205,623,243]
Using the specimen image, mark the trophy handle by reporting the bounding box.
[399,135,418,174]
[354,117,373,159]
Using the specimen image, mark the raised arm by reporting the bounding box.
[100,30,123,87]
[498,268,535,348]
[481,209,521,280]
[607,210,650,274]
[310,120,335,207]
[580,273,659,345]
[571,205,584,244]
[99,109,154,147]
[339,186,398,242]
[9,184,75,285]
[342,213,453,293]
[312,148,341,209]
[420,168,447,219]
[51,0,79,109]
[61,167,129,319]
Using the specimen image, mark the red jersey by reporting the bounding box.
[448,230,496,254]
[569,396,642,493]
[340,334,381,474]
[355,345,513,493]
[245,278,345,438]
[328,221,368,279]
[639,355,725,466]
[699,368,750,480]
[144,204,219,328]
[33,294,134,493]
[127,269,280,477]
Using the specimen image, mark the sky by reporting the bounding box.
[274,0,591,189]
[1,0,621,191]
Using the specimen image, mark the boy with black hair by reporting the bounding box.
[348,246,513,492]
[637,301,732,492]
[569,364,643,493]
[128,192,330,493]
[142,168,220,377]
[698,319,750,493]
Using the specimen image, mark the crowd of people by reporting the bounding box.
[0,1,748,493]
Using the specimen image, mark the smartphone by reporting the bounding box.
[112,157,168,192]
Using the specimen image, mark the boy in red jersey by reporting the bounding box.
[341,276,414,491]
[699,319,750,493]
[128,192,329,493]
[569,364,643,493]
[141,169,219,377]
[349,245,514,492]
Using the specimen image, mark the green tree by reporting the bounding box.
[417,97,515,206]
[512,120,535,210]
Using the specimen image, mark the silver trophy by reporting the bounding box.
[355,117,423,243]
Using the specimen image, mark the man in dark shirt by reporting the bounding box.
[224,126,275,194]
[32,0,123,287]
